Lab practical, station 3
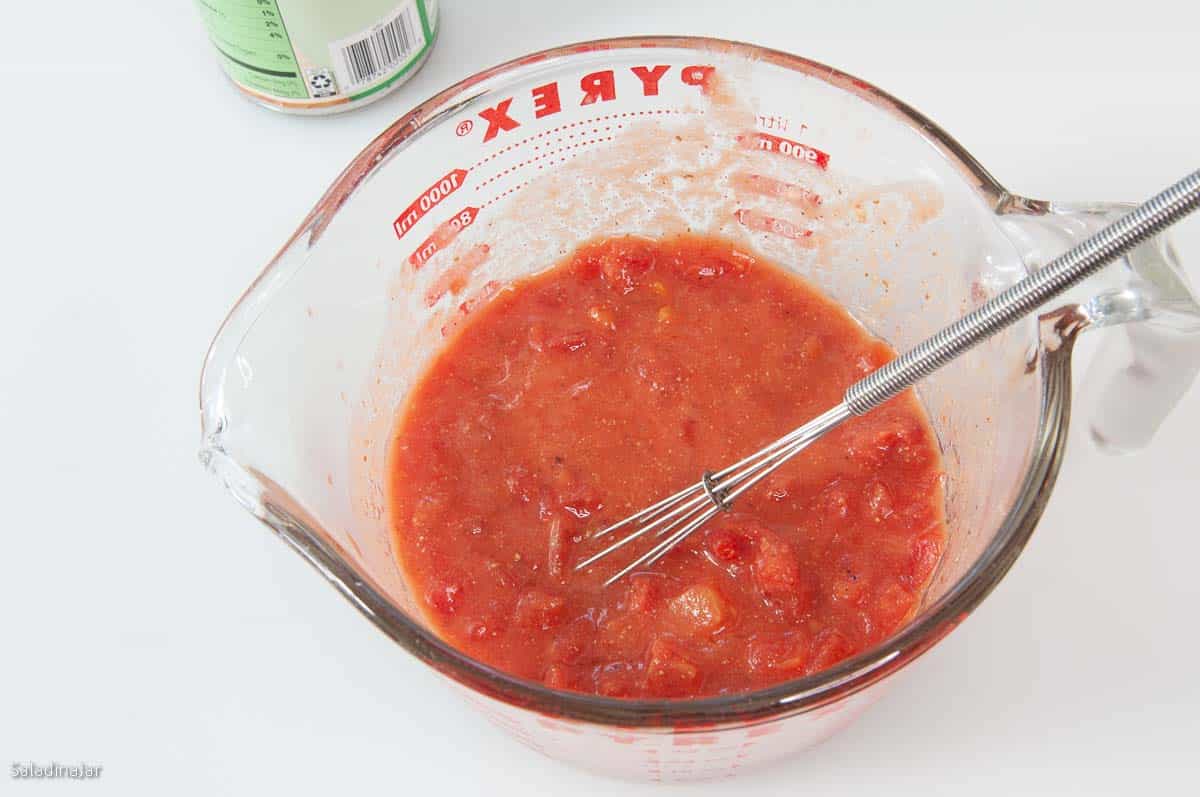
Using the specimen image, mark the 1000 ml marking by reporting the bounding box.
[394,169,468,239]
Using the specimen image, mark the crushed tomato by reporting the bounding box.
[388,235,946,698]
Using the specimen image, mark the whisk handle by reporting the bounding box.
[843,170,1200,416]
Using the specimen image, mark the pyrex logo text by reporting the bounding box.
[476,65,715,142]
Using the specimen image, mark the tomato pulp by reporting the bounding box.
[388,235,946,698]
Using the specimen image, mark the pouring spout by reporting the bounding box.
[198,441,269,522]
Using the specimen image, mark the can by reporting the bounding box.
[194,0,440,115]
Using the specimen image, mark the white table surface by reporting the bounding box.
[3,1,1198,793]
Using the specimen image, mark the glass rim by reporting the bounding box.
[201,35,1069,728]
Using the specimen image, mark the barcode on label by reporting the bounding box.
[331,3,425,91]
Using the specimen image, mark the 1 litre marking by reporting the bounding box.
[394,168,468,239]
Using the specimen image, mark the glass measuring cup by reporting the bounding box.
[198,37,1200,781]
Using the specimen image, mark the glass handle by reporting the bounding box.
[1001,200,1200,452]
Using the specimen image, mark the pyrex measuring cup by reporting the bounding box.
[199,37,1200,781]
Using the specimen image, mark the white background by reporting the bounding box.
[3,1,1198,794]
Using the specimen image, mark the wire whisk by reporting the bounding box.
[575,170,1200,586]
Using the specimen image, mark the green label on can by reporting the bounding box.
[194,0,439,108]
[195,0,308,99]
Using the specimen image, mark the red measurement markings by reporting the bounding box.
[730,172,822,207]
[424,243,492,306]
[468,110,694,171]
[734,208,815,244]
[481,180,530,209]
[439,277,504,338]
[409,206,478,268]
[460,278,502,313]
[476,135,615,190]
[738,132,830,169]
[394,169,468,239]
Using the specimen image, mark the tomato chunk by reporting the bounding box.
[706,526,749,563]
[626,577,659,613]
[549,620,592,664]
[752,530,802,600]
[667,584,734,636]
[907,531,943,587]
[514,589,567,630]
[644,638,702,697]
[579,237,657,295]
[864,480,894,522]
[548,331,589,353]
[747,632,810,674]
[809,630,854,673]
[596,664,639,697]
[425,581,463,615]
[871,578,916,634]
[546,518,569,579]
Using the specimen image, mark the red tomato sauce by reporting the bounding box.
[388,235,946,698]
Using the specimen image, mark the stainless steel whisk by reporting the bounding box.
[576,170,1200,586]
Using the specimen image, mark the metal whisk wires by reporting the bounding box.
[574,405,851,586]
[573,169,1200,586]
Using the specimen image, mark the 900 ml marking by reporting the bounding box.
[394,168,468,239]
[742,132,830,169]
